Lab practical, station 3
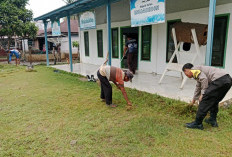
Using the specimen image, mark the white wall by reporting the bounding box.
[80,3,232,76]
[60,35,79,54]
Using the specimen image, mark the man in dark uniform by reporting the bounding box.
[123,34,138,74]
[182,63,232,130]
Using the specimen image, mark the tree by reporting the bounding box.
[0,0,38,49]
[62,0,77,4]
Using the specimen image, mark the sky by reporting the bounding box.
[26,0,66,18]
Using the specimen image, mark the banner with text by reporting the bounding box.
[80,11,96,30]
[52,20,61,36]
[130,0,165,27]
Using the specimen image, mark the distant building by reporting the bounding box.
[34,19,79,54]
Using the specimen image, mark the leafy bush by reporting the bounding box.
[72,41,79,48]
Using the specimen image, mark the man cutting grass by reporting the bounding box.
[7,49,21,66]
[97,64,134,109]
[182,63,232,130]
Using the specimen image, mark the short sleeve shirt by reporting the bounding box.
[125,39,138,54]
[10,50,20,58]
[109,66,124,85]
[99,65,124,86]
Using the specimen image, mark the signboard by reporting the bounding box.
[80,11,96,30]
[130,0,165,27]
[51,20,61,36]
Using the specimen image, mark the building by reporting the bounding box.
[34,0,231,76]
[35,20,79,54]
[78,0,231,77]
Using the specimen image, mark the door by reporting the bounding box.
[120,27,139,69]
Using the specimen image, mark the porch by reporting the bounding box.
[52,63,232,103]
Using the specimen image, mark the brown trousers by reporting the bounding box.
[127,53,137,74]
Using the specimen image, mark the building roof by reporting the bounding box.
[37,20,79,36]
[59,20,79,33]
[34,0,231,21]
[34,0,120,21]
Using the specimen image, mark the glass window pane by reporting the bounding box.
[97,30,103,57]
[211,16,228,67]
[141,25,151,61]
[111,28,119,58]
[84,32,89,56]
[166,20,180,63]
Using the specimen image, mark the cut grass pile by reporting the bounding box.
[0,64,232,157]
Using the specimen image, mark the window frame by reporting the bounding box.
[211,13,230,68]
[84,31,89,57]
[166,19,181,63]
[96,30,104,58]
[141,25,152,61]
[111,27,119,59]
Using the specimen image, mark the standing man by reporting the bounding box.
[52,43,57,65]
[57,43,61,62]
[8,49,21,66]
[97,64,134,109]
[123,34,138,74]
[182,63,232,130]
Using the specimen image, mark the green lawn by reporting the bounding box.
[0,64,232,157]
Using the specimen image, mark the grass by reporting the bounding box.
[0,64,232,157]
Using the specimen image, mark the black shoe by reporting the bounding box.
[185,121,204,130]
[91,75,96,82]
[205,118,218,127]
[86,75,91,81]
[185,122,193,125]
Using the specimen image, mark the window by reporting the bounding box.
[166,20,181,62]
[28,39,34,47]
[211,15,229,67]
[97,30,103,58]
[141,25,151,61]
[84,31,89,56]
[111,28,119,58]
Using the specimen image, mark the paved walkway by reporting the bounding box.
[52,63,232,103]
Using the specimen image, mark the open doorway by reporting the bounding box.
[120,27,139,69]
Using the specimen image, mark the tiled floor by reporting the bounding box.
[52,63,232,103]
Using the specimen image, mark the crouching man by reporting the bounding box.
[182,63,232,130]
[8,49,21,66]
[97,64,134,108]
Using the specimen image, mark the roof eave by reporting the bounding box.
[34,0,91,21]
[34,0,121,21]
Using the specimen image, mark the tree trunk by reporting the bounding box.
[7,37,11,49]
[15,38,17,49]
[0,36,3,48]
[29,46,32,66]
[7,37,12,64]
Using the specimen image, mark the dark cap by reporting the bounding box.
[125,70,134,82]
